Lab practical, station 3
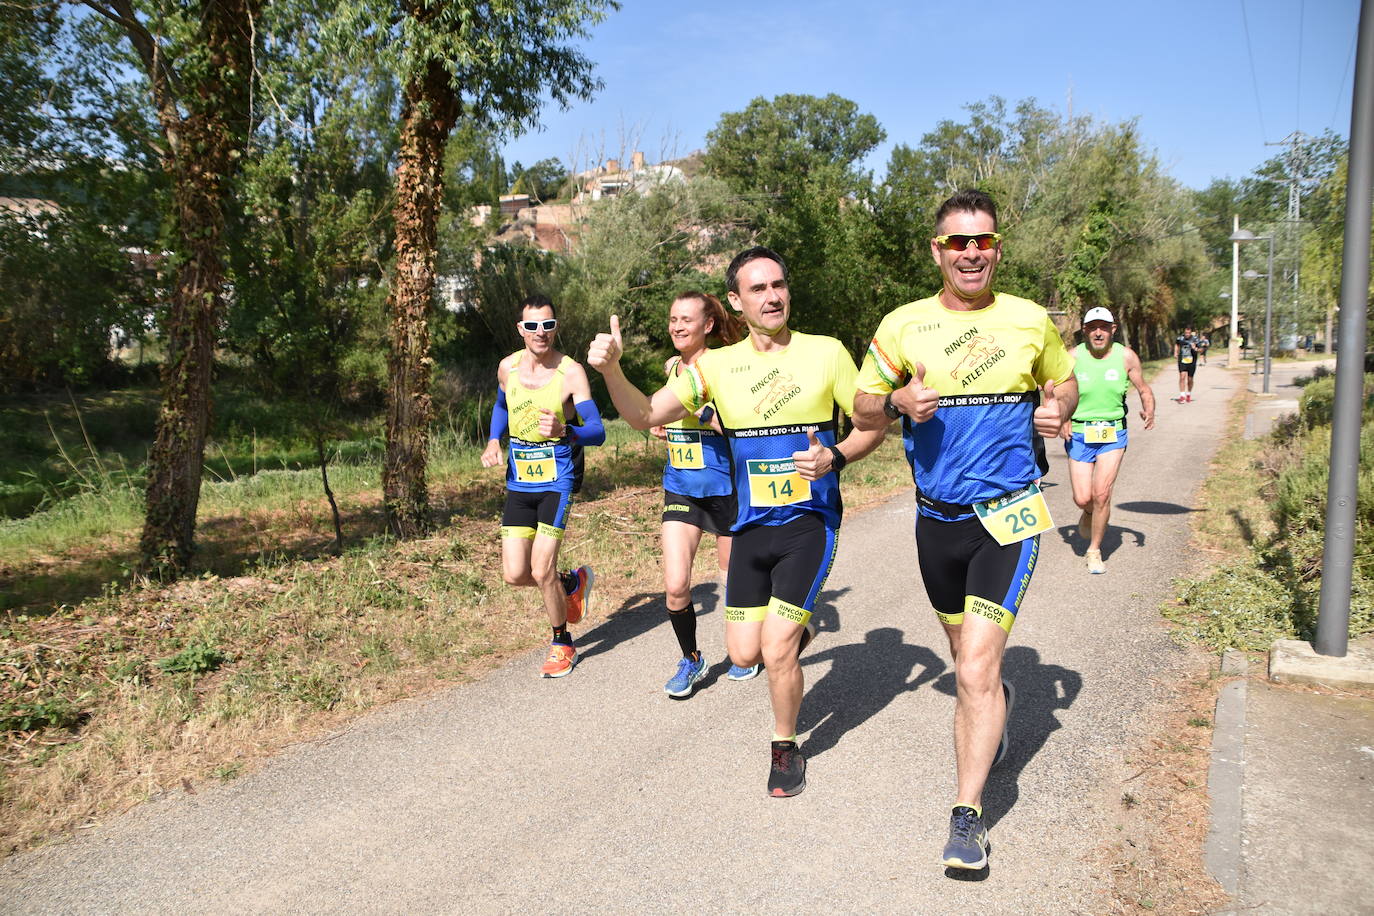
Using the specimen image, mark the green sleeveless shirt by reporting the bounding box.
[1071,342,1128,431]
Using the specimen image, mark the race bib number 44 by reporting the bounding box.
[974,483,1053,546]
[666,429,705,469]
[746,458,811,507]
[512,445,557,483]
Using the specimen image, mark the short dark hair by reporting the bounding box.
[520,293,555,318]
[935,189,999,233]
[726,246,787,294]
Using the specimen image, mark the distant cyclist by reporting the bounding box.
[481,295,603,678]
[1067,307,1156,575]
[649,291,758,697]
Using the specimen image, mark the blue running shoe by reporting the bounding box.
[726,662,762,681]
[664,654,707,698]
[942,806,989,869]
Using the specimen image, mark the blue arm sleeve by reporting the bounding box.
[567,398,605,446]
[488,390,508,441]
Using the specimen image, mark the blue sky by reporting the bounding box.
[500,0,1360,190]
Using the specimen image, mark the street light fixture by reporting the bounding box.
[1230,229,1275,394]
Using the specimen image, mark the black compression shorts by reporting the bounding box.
[724,513,837,628]
[500,489,572,540]
[914,513,1039,633]
[662,490,736,536]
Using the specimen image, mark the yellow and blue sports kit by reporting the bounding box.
[857,293,1074,632]
[1066,342,1130,463]
[495,351,604,541]
[661,355,735,535]
[667,332,858,627]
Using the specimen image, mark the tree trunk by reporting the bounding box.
[383,61,460,538]
[138,0,260,577]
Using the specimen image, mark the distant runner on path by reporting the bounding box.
[647,291,754,697]
[1065,307,1156,575]
[1174,325,1202,402]
[481,294,604,679]
[851,189,1077,871]
[588,246,885,798]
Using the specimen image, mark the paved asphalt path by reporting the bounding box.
[1,362,1237,914]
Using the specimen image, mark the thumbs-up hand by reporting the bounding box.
[588,314,624,372]
[791,429,832,481]
[895,362,939,423]
[1033,378,1063,438]
[537,407,565,439]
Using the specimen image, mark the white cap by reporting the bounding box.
[1083,306,1114,324]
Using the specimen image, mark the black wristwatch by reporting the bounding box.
[827,445,847,472]
[883,391,901,420]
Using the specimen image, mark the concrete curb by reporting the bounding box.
[1205,649,1248,899]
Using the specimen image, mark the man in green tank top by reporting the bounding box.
[1064,307,1156,574]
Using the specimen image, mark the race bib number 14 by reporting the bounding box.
[746,458,811,507]
[974,483,1053,546]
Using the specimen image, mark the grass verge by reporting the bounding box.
[1,429,913,854]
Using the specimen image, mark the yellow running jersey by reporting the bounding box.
[668,332,857,530]
[503,350,577,493]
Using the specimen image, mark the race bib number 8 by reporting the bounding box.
[1085,422,1118,444]
[746,458,811,507]
[666,428,705,469]
[974,483,1053,546]
[512,445,557,483]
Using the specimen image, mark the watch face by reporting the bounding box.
[884,393,900,418]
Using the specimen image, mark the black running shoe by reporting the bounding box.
[942,805,989,869]
[767,740,806,797]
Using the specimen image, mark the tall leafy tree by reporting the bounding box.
[79,0,263,575]
[336,0,614,537]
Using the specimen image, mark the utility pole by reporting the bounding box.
[1265,131,1308,349]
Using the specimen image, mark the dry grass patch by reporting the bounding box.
[2,432,913,854]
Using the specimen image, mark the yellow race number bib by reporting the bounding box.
[512,445,557,484]
[974,483,1053,546]
[666,429,705,469]
[1084,422,1119,444]
[746,458,811,507]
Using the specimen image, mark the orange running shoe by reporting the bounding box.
[564,566,594,624]
[540,643,577,678]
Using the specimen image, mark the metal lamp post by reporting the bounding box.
[1231,229,1276,394]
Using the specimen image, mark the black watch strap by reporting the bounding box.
[883,391,901,420]
[827,445,847,473]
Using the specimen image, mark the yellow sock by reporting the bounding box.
[953,803,983,818]
[772,733,797,743]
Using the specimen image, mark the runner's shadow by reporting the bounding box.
[1115,500,1201,515]
[958,645,1082,829]
[1056,525,1146,559]
[574,591,671,663]
[798,627,945,759]
[810,586,847,637]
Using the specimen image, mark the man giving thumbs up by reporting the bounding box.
[851,190,1077,871]
[589,246,884,799]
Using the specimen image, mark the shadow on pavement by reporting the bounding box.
[1115,500,1201,515]
[931,645,1083,828]
[1055,524,1146,559]
[798,627,946,758]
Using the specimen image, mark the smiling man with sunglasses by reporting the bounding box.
[852,189,1077,871]
[481,294,605,678]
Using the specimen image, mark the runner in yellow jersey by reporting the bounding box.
[481,295,604,678]
[851,190,1077,870]
[1066,307,1155,574]
[588,247,885,797]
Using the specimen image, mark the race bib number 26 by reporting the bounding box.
[974,483,1053,546]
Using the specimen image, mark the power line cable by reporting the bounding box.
[1330,23,1359,132]
[1240,0,1269,141]
[1296,0,1305,129]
